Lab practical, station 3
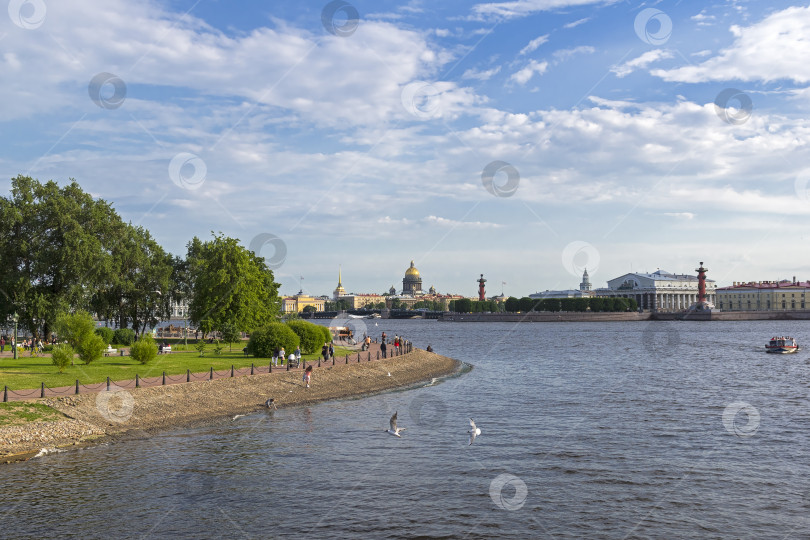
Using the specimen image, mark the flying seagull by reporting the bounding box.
[468,418,481,445]
[386,412,406,437]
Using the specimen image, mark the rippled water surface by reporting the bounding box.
[2,320,809,539]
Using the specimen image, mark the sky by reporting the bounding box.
[2,0,810,298]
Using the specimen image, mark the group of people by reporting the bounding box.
[272,346,302,366]
[0,336,47,354]
[378,333,407,358]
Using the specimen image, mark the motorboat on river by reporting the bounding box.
[765,336,800,354]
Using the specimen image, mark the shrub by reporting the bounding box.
[77,333,106,365]
[130,334,158,364]
[213,340,223,355]
[113,328,136,346]
[195,341,207,357]
[95,327,114,345]
[51,344,74,373]
[247,323,300,358]
[55,311,95,349]
[286,320,325,354]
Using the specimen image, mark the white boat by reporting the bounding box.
[765,336,800,354]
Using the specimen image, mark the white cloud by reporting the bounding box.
[552,45,595,62]
[564,17,591,29]
[519,34,549,55]
[612,49,674,78]
[424,216,503,228]
[471,0,620,20]
[510,60,548,84]
[462,66,502,80]
[654,5,810,83]
[663,212,695,220]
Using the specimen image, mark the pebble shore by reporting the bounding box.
[0,350,460,461]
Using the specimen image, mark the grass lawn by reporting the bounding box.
[0,345,357,391]
[0,402,67,426]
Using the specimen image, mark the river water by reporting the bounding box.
[1,320,809,539]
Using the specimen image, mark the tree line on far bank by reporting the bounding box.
[0,175,279,342]
[503,296,638,313]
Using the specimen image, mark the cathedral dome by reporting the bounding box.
[404,260,420,279]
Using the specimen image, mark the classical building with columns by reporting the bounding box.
[595,269,716,312]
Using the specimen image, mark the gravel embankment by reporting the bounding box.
[0,350,460,461]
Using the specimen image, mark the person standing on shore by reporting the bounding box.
[328,342,334,360]
[279,346,286,366]
[380,340,387,358]
[321,344,329,363]
[0,337,4,354]
[303,365,313,388]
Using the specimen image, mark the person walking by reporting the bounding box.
[0,337,4,354]
[321,344,329,363]
[328,342,334,360]
[279,346,286,366]
[303,365,313,388]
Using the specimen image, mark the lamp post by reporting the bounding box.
[12,312,18,360]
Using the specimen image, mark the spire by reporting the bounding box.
[338,266,342,287]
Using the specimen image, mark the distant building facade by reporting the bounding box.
[716,279,810,311]
[402,261,423,295]
[282,293,326,314]
[530,270,594,300]
[595,269,716,311]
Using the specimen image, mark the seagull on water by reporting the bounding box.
[386,412,406,437]
[468,418,481,445]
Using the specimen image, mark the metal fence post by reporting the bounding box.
[3,385,6,402]
[162,371,166,385]
[136,374,140,388]
[187,369,190,382]
[231,365,234,377]
[345,354,348,364]
[41,382,45,398]
[377,351,380,360]
[107,377,110,391]
[75,380,80,394]
[209,367,213,380]
[251,363,254,375]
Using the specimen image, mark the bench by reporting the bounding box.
[158,346,172,354]
[104,348,118,357]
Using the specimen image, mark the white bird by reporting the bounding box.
[232,414,245,420]
[386,412,406,437]
[468,418,481,445]
[387,372,391,377]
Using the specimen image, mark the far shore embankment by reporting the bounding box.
[0,349,461,462]
[440,310,810,322]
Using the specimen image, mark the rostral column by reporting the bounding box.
[696,261,708,304]
[478,274,487,301]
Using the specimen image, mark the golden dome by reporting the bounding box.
[405,260,420,278]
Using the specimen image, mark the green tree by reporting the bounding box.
[573,298,590,312]
[130,334,158,364]
[113,328,135,346]
[504,297,519,312]
[302,305,316,313]
[518,297,535,312]
[51,344,74,373]
[454,298,472,313]
[247,323,300,358]
[286,320,323,354]
[220,322,241,352]
[95,327,114,345]
[0,176,123,340]
[543,298,561,312]
[188,233,280,337]
[589,298,605,312]
[54,311,96,349]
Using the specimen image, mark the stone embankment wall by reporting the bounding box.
[440,312,651,322]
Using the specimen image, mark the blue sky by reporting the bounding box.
[2,0,810,298]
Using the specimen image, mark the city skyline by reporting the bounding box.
[2,1,809,296]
